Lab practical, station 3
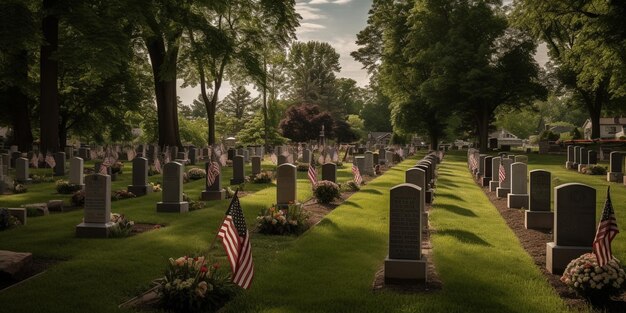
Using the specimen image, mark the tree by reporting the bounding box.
[218,86,259,121]
[39,0,60,153]
[237,111,286,146]
[359,84,392,132]
[279,104,334,143]
[286,41,341,111]
[335,78,365,117]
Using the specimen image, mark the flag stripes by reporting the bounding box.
[593,187,619,267]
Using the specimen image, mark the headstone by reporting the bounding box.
[75,174,114,237]
[251,156,262,176]
[15,158,31,184]
[482,156,493,186]
[201,162,226,201]
[405,168,427,227]
[607,151,623,183]
[373,153,379,165]
[156,162,189,213]
[302,149,312,164]
[276,164,297,207]
[79,147,91,161]
[587,150,597,165]
[364,151,375,176]
[573,146,581,167]
[188,147,197,165]
[10,151,21,168]
[565,146,575,169]
[477,154,487,177]
[507,162,528,209]
[379,148,387,162]
[384,183,426,284]
[227,148,235,161]
[385,151,394,165]
[230,155,245,185]
[127,157,151,196]
[546,183,595,274]
[69,157,84,188]
[495,158,512,198]
[242,149,250,163]
[321,163,337,183]
[355,156,365,174]
[53,152,66,176]
[64,146,74,159]
[577,147,588,172]
[277,154,287,165]
[525,170,553,229]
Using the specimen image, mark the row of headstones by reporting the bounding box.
[384,151,442,284]
[469,151,601,275]
[564,145,599,172]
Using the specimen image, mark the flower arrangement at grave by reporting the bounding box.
[55,179,82,194]
[112,189,136,201]
[28,174,55,184]
[111,161,124,174]
[0,209,21,231]
[581,165,607,176]
[256,203,309,235]
[182,193,206,211]
[343,180,360,192]
[158,256,238,312]
[109,213,135,237]
[71,190,85,207]
[182,172,190,183]
[225,186,236,199]
[561,253,626,300]
[251,171,274,184]
[313,180,341,204]
[296,163,310,172]
[187,167,206,180]
[12,182,27,194]
[150,182,162,192]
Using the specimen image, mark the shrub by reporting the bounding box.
[189,200,205,211]
[71,190,85,207]
[55,180,82,194]
[159,256,238,312]
[586,165,607,175]
[111,161,124,174]
[561,253,626,301]
[225,187,236,199]
[13,183,27,194]
[251,171,273,184]
[343,180,360,192]
[538,130,560,142]
[313,180,341,204]
[109,213,134,237]
[0,209,21,231]
[112,190,136,201]
[187,167,206,180]
[182,172,190,184]
[256,203,309,235]
[296,164,309,172]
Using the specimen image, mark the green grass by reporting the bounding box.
[0,153,580,312]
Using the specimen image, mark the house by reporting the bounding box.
[366,132,392,146]
[582,118,626,139]
[489,129,523,148]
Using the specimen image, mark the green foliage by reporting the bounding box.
[237,111,286,146]
[109,213,134,238]
[538,130,560,142]
[571,127,583,140]
[256,203,310,235]
[12,183,27,194]
[0,209,21,231]
[178,117,208,147]
[494,106,541,139]
[359,87,392,132]
[55,180,82,195]
[582,165,607,175]
[346,115,365,140]
[218,86,259,121]
[313,180,341,204]
[187,168,206,180]
[343,180,360,192]
[251,171,274,184]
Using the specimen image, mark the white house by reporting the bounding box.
[582,118,626,139]
[489,129,523,148]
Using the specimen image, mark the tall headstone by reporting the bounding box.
[379,148,387,163]
[321,163,337,183]
[53,152,66,176]
[477,154,487,177]
[573,146,581,167]
[384,183,426,284]
[385,151,394,165]
[565,146,575,169]
[607,151,623,183]
[546,183,595,274]
[10,151,21,168]
[496,158,512,198]
[507,162,529,209]
[227,148,235,161]
[276,164,297,207]
[156,162,189,213]
[64,146,74,159]
[302,149,312,164]
[355,156,365,174]
[188,147,197,165]
[79,147,91,161]
[577,147,588,172]
[201,162,226,201]
[230,155,245,185]
[127,157,151,196]
[15,157,31,184]
[364,151,375,176]
[242,149,250,163]
[405,168,427,227]
[587,150,597,165]
[69,157,84,188]
[75,174,114,237]
[251,156,262,176]
[525,170,553,229]
[482,156,493,186]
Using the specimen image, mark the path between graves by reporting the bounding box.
[223,154,571,313]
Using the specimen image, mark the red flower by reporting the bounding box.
[212,263,221,269]
[200,266,208,273]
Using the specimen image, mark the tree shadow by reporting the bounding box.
[436,203,478,217]
[342,200,363,209]
[358,189,383,195]
[436,229,492,246]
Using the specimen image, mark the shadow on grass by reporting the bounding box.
[437,229,492,246]
[358,189,383,195]
[342,200,363,209]
[436,203,478,217]
[437,193,464,202]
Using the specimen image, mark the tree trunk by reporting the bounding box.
[40,0,60,154]
[476,108,490,153]
[262,58,269,150]
[429,133,439,151]
[146,36,183,149]
[8,51,34,151]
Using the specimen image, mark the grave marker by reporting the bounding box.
[75,174,114,237]
[525,170,553,229]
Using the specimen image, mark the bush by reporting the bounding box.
[538,130,560,142]
[13,183,27,194]
[159,256,238,312]
[256,203,309,235]
[189,200,205,211]
[55,180,82,194]
[225,187,236,199]
[187,168,206,180]
[313,180,341,204]
[343,180,361,192]
[182,172,190,184]
[251,171,273,184]
[71,190,85,207]
[571,127,583,140]
[561,253,626,301]
[112,190,136,201]
[296,164,309,172]
[109,213,134,237]
[584,165,607,175]
[0,209,21,231]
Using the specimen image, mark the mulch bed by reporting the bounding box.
[473,174,626,312]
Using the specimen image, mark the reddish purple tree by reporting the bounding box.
[279,104,334,142]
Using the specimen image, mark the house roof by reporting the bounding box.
[489,129,518,139]
[368,132,392,141]
[583,118,626,128]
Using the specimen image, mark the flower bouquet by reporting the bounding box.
[256,203,309,235]
[561,253,626,302]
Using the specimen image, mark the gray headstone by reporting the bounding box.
[514,155,528,164]
[567,146,574,163]
[510,162,528,194]
[578,147,588,164]
[303,149,312,164]
[554,183,596,246]
[53,152,66,176]
[491,157,501,184]
[529,170,550,211]
[69,157,84,186]
[230,155,245,185]
[132,157,149,186]
[364,151,374,175]
[499,158,513,189]
[83,174,111,223]
[588,150,597,165]
[388,183,422,260]
[385,151,394,164]
[276,164,297,205]
[162,162,184,203]
[609,151,623,173]
[405,168,426,214]
[277,154,287,165]
[355,156,365,174]
[321,163,337,183]
[251,156,261,175]
[15,157,30,183]
[188,147,197,165]
[573,146,581,165]
[483,156,493,178]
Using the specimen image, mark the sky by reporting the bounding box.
[177,0,549,106]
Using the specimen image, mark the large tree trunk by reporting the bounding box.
[476,108,490,153]
[40,0,60,154]
[146,36,183,149]
[8,50,34,151]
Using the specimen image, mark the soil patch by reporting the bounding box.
[473,175,626,312]
[131,223,165,235]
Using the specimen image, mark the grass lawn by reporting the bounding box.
[0,153,578,312]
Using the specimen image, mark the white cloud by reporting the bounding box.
[298,22,327,33]
[295,3,324,20]
[308,0,353,4]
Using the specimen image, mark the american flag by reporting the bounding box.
[154,157,162,174]
[206,162,220,187]
[218,191,254,289]
[352,163,363,185]
[270,153,277,165]
[45,154,56,168]
[470,154,478,171]
[100,160,110,175]
[308,163,317,187]
[498,162,506,184]
[593,187,619,267]
[30,153,39,168]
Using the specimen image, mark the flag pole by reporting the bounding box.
[208,188,240,252]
